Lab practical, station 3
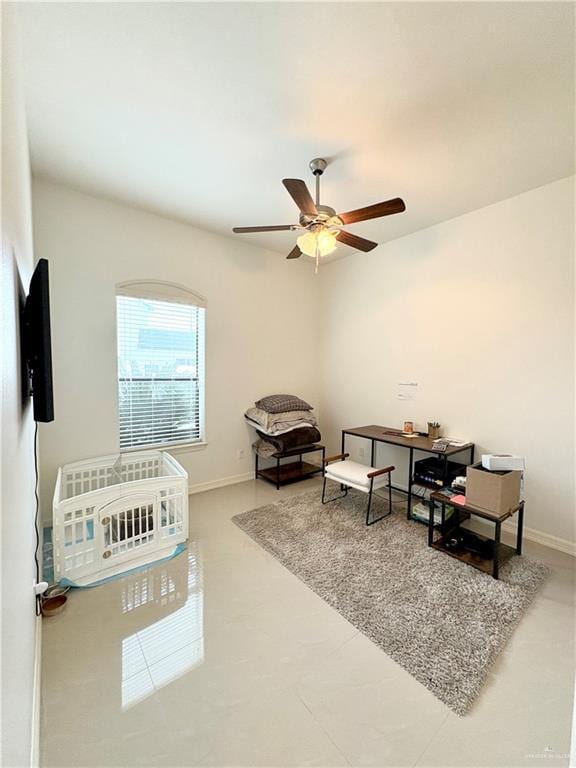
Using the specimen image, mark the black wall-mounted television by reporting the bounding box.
[23,258,54,422]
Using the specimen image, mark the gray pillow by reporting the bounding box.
[255,394,313,414]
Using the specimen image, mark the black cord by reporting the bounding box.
[33,421,41,616]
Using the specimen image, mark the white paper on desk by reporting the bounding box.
[397,382,418,401]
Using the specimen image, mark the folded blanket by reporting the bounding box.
[256,426,321,453]
[244,416,316,435]
[255,394,313,414]
[252,439,278,459]
[246,417,316,436]
[245,408,317,436]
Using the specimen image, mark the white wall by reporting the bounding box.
[32,180,320,520]
[32,175,575,549]
[1,5,40,766]
[319,177,575,548]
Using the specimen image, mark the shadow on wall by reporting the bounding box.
[9,246,33,419]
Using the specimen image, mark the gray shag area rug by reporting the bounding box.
[232,487,548,715]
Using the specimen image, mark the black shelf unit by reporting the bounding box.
[428,490,525,579]
[255,444,325,490]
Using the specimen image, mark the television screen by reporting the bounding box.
[24,258,54,422]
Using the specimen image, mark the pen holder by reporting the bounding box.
[428,423,441,440]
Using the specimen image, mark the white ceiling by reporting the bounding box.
[18,2,575,258]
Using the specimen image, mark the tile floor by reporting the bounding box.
[40,478,575,767]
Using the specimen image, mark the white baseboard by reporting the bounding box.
[453,506,575,557]
[437,502,575,557]
[30,613,42,768]
[501,520,575,557]
[188,471,254,496]
[468,517,575,557]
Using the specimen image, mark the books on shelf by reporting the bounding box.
[411,502,454,526]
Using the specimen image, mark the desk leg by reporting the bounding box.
[493,521,501,579]
[255,453,259,480]
[371,439,375,467]
[469,445,475,466]
[517,502,524,555]
[428,496,435,546]
[276,456,281,490]
[407,447,414,520]
[340,432,347,491]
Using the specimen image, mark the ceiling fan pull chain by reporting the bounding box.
[315,245,320,274]
[315,173,320,207]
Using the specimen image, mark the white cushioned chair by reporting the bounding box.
[322,452,395,525]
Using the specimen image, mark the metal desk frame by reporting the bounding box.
[340,425,475,519]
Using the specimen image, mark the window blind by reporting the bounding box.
[116,294,205,450]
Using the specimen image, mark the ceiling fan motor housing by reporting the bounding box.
[299,205,342,228]
[309,158,327,176]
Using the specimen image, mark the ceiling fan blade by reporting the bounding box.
[286,245,302,260]
[233,225,294,233]
[282,179,318,216]
[336,230,378,252]
[338,198,406,225]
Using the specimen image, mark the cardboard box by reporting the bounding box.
[466,463,521,516]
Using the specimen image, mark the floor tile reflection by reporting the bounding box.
[121,546,204,708]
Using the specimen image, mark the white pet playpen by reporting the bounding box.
[52,451,188,586]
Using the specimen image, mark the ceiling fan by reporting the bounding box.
[232,158,406,270]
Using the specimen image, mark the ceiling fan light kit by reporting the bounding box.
[232,158,406,272]
[297,228,338,259]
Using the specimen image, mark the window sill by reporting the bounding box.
[164,441,208,454]
[120,440,208,454]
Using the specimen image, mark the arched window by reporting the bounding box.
[115,281,206,450]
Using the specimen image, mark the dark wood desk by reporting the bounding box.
[341,425,475,519]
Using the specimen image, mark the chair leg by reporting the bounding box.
[322,476,349,505]
[365,482,374,525]
[324,474,393,525]
[366,477,394,526]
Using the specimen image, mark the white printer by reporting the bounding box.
[481,454,525,471]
